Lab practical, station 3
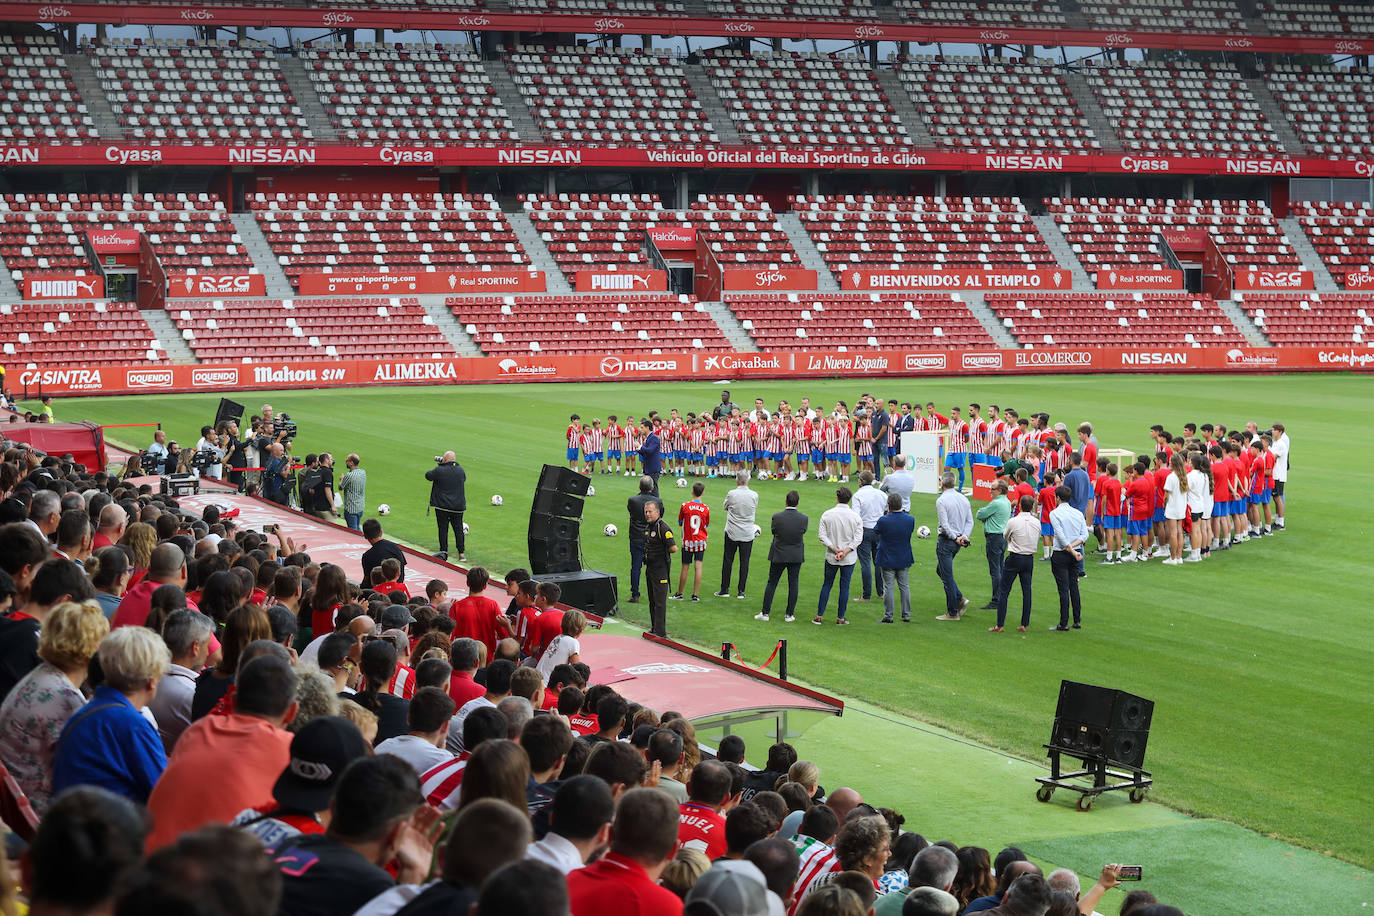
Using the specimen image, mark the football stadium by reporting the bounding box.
[0,3,1371,915]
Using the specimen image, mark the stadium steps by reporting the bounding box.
[230,213,297,299]
[776,211,841,293]
[1031,212,1094,289]
[1243,78,1308,156]
[1279,216,1340,292]
[415,295,484,357]
[1216,298,1271,347]
[1063,71,1124,152]
[680,0,709,14]
[873,68,936,148]
[505,210,574,294]
[140,307,198,364]
[0,257,22,301]
[683,62,742,145]
[702,300,760,352]
[961,292,1020,349]
[63,52,125,139]
[483,60,544,142]
[278,55,338,143]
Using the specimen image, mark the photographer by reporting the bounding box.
[145,430,171,475]
[263,443,293,507]
[194,426,225,481]
[426,450,467,563]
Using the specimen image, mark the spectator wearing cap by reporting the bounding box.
[687,860,772,916]
[146,609,215,753]
[52,626,170,804]
[568,787,684,916]
[382,627,418,701]
[231,715,372,850]
[375,686,456,777]
[274,755,436,916]
[145,654,299,850]
[677,759,733,861]
[527,774,615,874]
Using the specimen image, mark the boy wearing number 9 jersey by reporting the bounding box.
[674,482,711,602]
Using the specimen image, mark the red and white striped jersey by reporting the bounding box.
[689,426,705,453]
[855,421,873,457]
[607,424,623,448]
[671,421,688,450]
[730,425,746,451]
[789,836,840,916]
[582,427,604,453]
[834,419,853,453]
[948,420,970,454]
[420,752,471,811]
[765,421,782,453]
[968,418,987,453]
[985,419,1005,455]
[566,424,581,448]
[388,664,416,701]
[624,425,641,451]
[810,418,824,447]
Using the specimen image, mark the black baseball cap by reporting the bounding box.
[273,716,372,813]
[381,605,416,629]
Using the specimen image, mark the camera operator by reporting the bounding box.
[145,430,171,475]
[425,450,467,563]
[193,425,225,480]
[263,442,294,507]
[220,420,254,490]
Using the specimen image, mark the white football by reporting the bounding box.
[462,522,470,535]
[587,485,596,497]
[604,523,618,537]
[490,494,503,506]
[753,524,762,537]
[377,504,391,516]
[916,525,931,539]
[676,478,688,488]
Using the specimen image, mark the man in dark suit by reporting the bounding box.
[893,402,916,454]
[875,492,916,623]
[625,476,664,605]
[637,419,663,495]
[755,490,808,623]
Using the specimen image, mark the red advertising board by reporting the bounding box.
[22,275,104,299]
[167,273,267,298]
[647,226,697,251]
[1160,229,1208,250]
[14,346,1371,397]
[842,269,1071,291]
[1232,268,1315,292]
[1095,269,1184,290]
[1344,271,1374,291]
[86,229,140,252]
[296,270,545,295]
[971,463,998,502]
[722,268,819,291]
[574,270,668,293]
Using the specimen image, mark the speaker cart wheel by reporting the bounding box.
[1035,786,1054,803]
[1129,787,1149,803]
[1076,794,1094,811]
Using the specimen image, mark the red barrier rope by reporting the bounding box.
[724,640,784,672]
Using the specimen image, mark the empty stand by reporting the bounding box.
[1239,292,1374,346]
[1084,63,1282,155]
[300,45,515,142]
[726,292,994,350]
[1,301,165,370]
[898,58,1100,152]
[1259,1,1374,35]
[1291,202,1374,286]
[1265,65,1374,157]
[449,295,726,356]
[986,292,1246,348]
[703,0,877,18]
[88,38,310,141]
[793,196,1057,280]
[507,48,715,144]
[511,0,682,12]
[688,196,801,269]
[1048,198,1304,275]
[523,194,666,280]
[167,297,456,361]
[702,51,907,147]
[1079,0,1244,32]
[1,194,252,281]
[250,194,528,290]
[0,35,98,142]
[894,0,1065,25]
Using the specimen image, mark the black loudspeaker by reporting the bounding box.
[532,489,584,519]
[538,465,590,498]
[1052,681,1154,768]
[214,397,245,428]
[534,570,619,618]
[528,464,590,575]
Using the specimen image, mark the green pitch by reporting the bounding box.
[46,373,1373,912]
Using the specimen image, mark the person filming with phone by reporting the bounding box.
[426,450,467,563]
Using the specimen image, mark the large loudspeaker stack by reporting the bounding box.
[528,465,619,618]
[1050,681,1154,768]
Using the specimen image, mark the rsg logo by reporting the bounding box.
[126,370,173,389]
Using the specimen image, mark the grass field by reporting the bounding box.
[42,374,1374,906]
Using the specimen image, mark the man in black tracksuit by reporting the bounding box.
[426,450,467,562]
[642,501,677,638]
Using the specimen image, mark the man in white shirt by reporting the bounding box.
[147,609,213,754]
[1270,422,1289,530]
[194,425,225,480]
[715,471,760,599]
[879,454,917,512]
[145,430,171,475]
[526,774,615,874]
[814,487,863,625]
[447,660,514,753]
[374,687,455,776]
[850,471,887,603]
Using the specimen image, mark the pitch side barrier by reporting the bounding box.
[16,346,1373,397]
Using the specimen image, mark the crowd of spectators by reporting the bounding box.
[0,434,1186,915]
